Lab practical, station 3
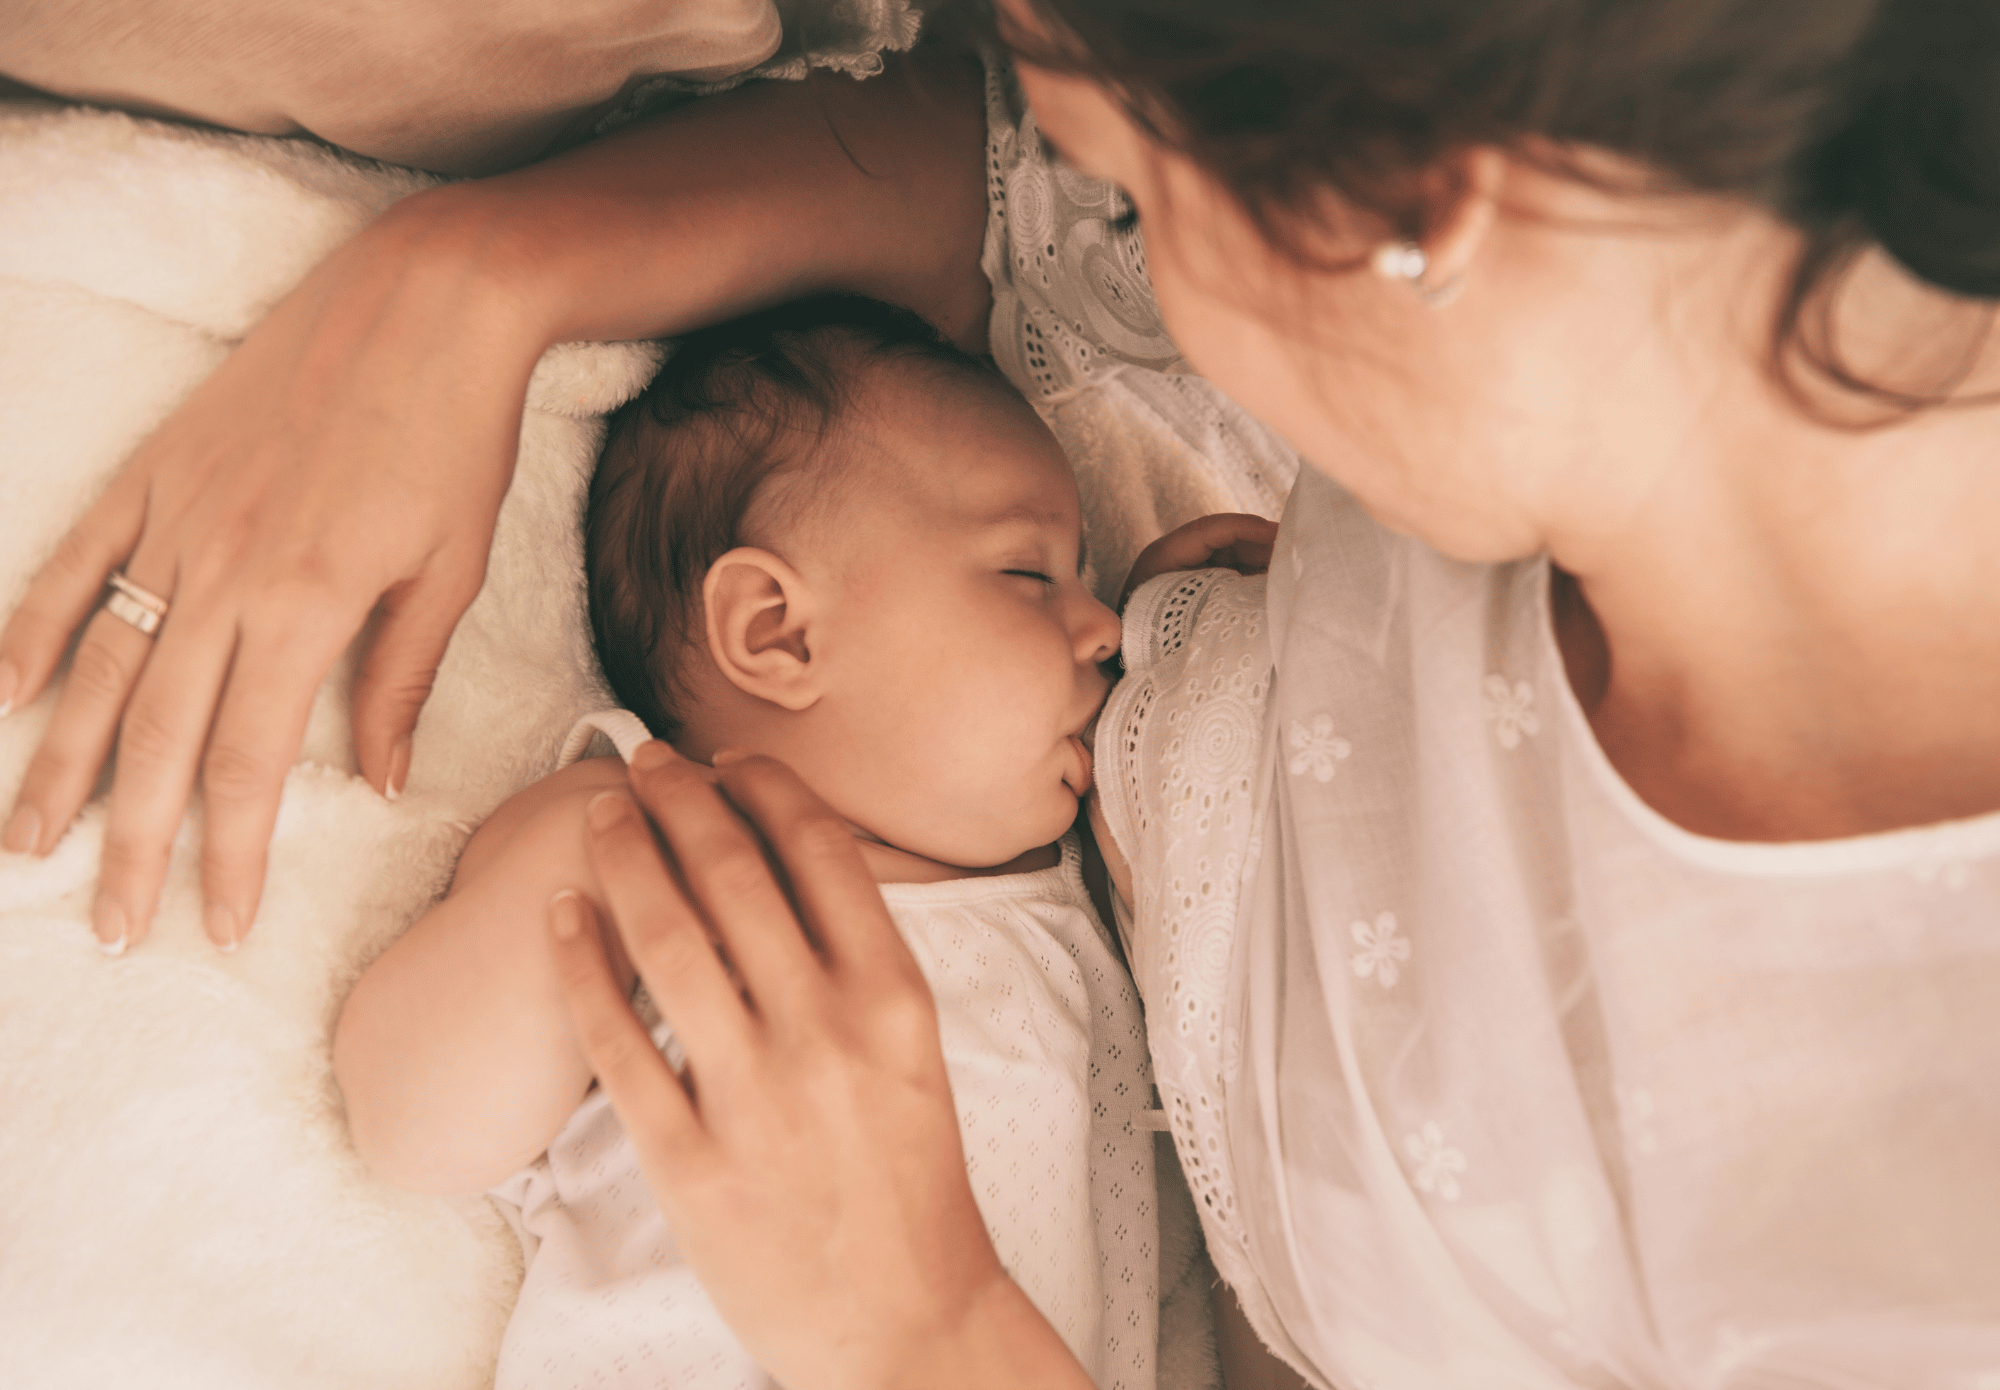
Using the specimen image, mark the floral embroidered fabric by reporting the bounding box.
[1098,466,2000,1390]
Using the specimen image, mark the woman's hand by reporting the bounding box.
[0,201,544,952]
[1120,511,1280,609]
[547,740,1093,1390]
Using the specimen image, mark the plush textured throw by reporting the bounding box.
[0,98,660,1389]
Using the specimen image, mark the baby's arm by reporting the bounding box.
[333,756,638,1195]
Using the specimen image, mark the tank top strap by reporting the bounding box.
[556,709,657,769]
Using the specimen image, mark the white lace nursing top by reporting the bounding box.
[981,50,2000,1390]
[491,714,1161,1390]
[977,58,1297,604]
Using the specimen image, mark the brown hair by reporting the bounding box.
[972,0,2000,407]
[586,294,1002,742]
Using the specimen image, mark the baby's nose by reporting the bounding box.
[1076,594,1121,666]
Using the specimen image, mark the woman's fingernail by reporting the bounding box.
[630,740,673,771]
[206,902,239,952]
[0,658,18,717]
[586,791,627,829]
[549,889,582,940]
[3,803,40,855]
[384,736,413,803]
[93,899,128,956]
[711,747,751,767]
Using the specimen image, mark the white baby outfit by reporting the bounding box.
[980,50,2000,1390]
[490,712,1161,1390]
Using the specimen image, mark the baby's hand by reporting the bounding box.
[1120,513,1280,610]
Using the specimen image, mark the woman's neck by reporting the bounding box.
[1550,356,2000,842]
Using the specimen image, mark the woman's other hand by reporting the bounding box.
[548,741,1092,1390]
[1120,512,1279,610]
[0,209,538,953]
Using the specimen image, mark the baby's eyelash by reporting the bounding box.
[1005,569,1057,585]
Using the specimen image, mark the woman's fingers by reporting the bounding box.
[706,751,924,991]
[564,745,1055,1390]
[89,594,240,950]
[350,560,486,800]
[0,471,148,718]
[582,788,758,1075]
[3,606,157,861]
[0,480,153,860]
[194,625,351,948]
[625,743,831,1021]
[546,889,705,1173]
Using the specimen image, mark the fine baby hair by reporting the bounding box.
[586,294,1011,742]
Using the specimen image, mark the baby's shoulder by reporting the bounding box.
[450,756,630,890]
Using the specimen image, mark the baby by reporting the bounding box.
[333,295,1267,1390]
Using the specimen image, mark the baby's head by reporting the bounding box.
[587,296,1119,870]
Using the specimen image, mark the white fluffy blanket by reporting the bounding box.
[0,99,658,1389]
[0,98,1221,1389]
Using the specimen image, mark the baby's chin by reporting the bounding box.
[861,794,1077,878]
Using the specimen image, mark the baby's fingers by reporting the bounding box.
[1122,512,1280,606]
[1211,530,1278,575]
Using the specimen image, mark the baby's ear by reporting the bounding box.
[702,548,822,711]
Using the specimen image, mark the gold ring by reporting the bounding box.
[103,570,170,637]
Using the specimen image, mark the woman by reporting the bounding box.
[7,0,1999,1385]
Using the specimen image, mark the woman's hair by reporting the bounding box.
[586,294,1000,742]
[975,0,2000,407]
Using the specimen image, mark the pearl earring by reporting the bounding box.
[1370,239,1464,307]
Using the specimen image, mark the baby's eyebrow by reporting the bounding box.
[978,506,1087,575]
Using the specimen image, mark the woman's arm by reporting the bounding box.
[546,740,1095,1390]
[333,756,639,1195]
[0,49,990,953]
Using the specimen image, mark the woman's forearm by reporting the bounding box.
[371,49,992,358]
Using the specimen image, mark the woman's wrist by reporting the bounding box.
[884,1273,1095,1390]
[333,181,566,372]
[366,51,992,355]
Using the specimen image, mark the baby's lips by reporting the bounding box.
[1078,708,1102,755]
[1067,733,1095,795]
